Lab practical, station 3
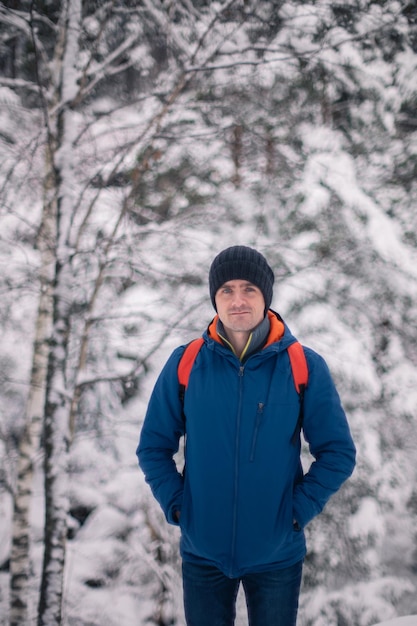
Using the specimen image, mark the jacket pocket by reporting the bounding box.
[249,402,265,462]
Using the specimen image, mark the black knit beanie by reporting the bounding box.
[209,245,274,311]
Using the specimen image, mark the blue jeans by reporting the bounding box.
[182,560,303,626]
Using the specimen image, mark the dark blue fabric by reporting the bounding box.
[137,314,356,578]
[182,560,303,626]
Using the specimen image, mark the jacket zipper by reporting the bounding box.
[230,364,245,575]
[249,402,265,462]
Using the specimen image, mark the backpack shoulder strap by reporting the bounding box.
[287,341,308,392]
[178,338,204,411]
[178,338,204,389]
[288,341,308,444]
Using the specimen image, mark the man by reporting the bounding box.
[137,245,356,626]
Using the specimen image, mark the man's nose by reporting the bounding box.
[232,292,246,306]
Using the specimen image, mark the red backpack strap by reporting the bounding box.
[178,338,204,390]
[287,341,308,392]
[178,338,204,419]
[287,342,308,444]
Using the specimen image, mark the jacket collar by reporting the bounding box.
[207,310,285,360]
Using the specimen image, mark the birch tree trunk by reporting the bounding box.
[9,141,57,626]
[36,2,82,623]
[8,1,62,619]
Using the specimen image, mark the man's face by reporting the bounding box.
[214,280,265,335]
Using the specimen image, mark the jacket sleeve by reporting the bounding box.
[292,348,356,528]
[136,347,186,525]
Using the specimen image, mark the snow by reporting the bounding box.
[373,618,417,626]
[1,1,417,625]
[349,497,384,538]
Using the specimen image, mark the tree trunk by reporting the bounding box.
[9,140,57,624]
[37,1,82,623]
[37,323,72,625]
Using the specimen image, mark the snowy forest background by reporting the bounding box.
[0,1,417,625]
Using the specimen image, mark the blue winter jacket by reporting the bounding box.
[137,311,356,578]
